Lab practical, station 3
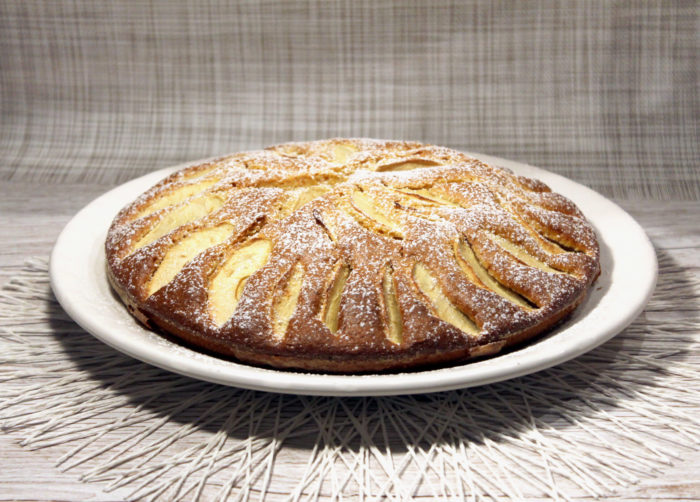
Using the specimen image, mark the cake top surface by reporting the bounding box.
[105,139,600,372]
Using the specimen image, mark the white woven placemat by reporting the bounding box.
[1,254,699,501]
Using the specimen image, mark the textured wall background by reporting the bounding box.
[1,1,697,198]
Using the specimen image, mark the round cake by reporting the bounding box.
[106,139,600,372]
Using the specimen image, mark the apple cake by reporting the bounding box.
[105,139,600,372]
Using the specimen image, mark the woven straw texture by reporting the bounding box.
[1,254,698,500]
[1,1,698,198]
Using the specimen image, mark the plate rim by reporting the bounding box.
[49,153,657,396]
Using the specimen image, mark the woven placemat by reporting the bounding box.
[1,254,699,501]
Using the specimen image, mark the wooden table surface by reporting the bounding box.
[1,181,698,501]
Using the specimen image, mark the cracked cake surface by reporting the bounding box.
[105,139,600,372]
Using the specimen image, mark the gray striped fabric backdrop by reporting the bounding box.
[1,1,697,199]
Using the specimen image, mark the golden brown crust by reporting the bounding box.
[105,139,600,373]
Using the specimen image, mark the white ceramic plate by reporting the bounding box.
[50,154,657,396]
